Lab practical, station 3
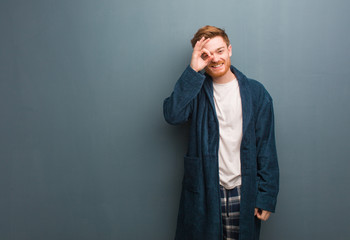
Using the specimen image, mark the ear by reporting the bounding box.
[228,44,232,57]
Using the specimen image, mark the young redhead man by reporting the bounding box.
[163,26,279,240]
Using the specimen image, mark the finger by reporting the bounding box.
[255,209,263,220]
[254,208,258,216]
[259,211,271,221]
[196,37,211,50]
[194,40,202,50]
[194,37,206,50]
[201,54,213,64]
[263,211,271,221]
[256,213,263,220]
[201,48,211,56]
[199,38,211,49]
[206,55,214,63]
[203,37,211,44]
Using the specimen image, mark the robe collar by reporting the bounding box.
[203,65,252,136]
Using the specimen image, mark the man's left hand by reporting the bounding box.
[254,208,271,221]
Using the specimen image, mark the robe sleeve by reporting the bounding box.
[255,94,279,213]
[163,65,205,125]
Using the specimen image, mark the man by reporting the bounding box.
[163,25,279,240]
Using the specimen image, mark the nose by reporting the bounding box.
[212,53,220,62]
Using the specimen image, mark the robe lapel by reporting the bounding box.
[203,78,216,113]
[232,66,251,137]
[203,66,252,137]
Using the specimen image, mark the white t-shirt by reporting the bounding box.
[213,78,243,190]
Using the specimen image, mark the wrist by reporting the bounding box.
[190,64,199,72]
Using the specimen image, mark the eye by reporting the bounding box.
[201,53,209,60]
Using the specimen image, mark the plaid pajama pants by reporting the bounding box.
[220,185,241,240]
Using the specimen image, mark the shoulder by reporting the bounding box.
[231,65,273,104]
[246,78,272,103]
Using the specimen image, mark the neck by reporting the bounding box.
[212,69,236,84]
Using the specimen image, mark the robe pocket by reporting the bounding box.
[183,156,200,193]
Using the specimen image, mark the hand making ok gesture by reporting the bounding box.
[190,37,213,72]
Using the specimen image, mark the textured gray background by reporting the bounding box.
[1,0,350,239]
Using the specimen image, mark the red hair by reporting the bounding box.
[191,25,230,48]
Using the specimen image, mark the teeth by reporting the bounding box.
[213,64,223,68]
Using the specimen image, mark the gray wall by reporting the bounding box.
[1,0,350,239]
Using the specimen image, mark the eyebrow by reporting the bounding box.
[207,47,225,55]
[212,47,225,53]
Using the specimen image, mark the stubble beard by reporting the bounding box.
[205,58,231,79]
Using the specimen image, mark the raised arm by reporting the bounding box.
[163,37,213,125]
[163,66,205,125]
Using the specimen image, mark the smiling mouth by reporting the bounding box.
[210,63,224,69]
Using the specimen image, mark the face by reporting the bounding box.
[203,36,232,79]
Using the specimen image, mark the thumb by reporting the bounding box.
[204,55,213,65]
[254,208,258,216]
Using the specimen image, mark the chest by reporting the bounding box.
[212,81,243,128]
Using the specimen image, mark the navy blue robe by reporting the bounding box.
[163,65,279,240]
